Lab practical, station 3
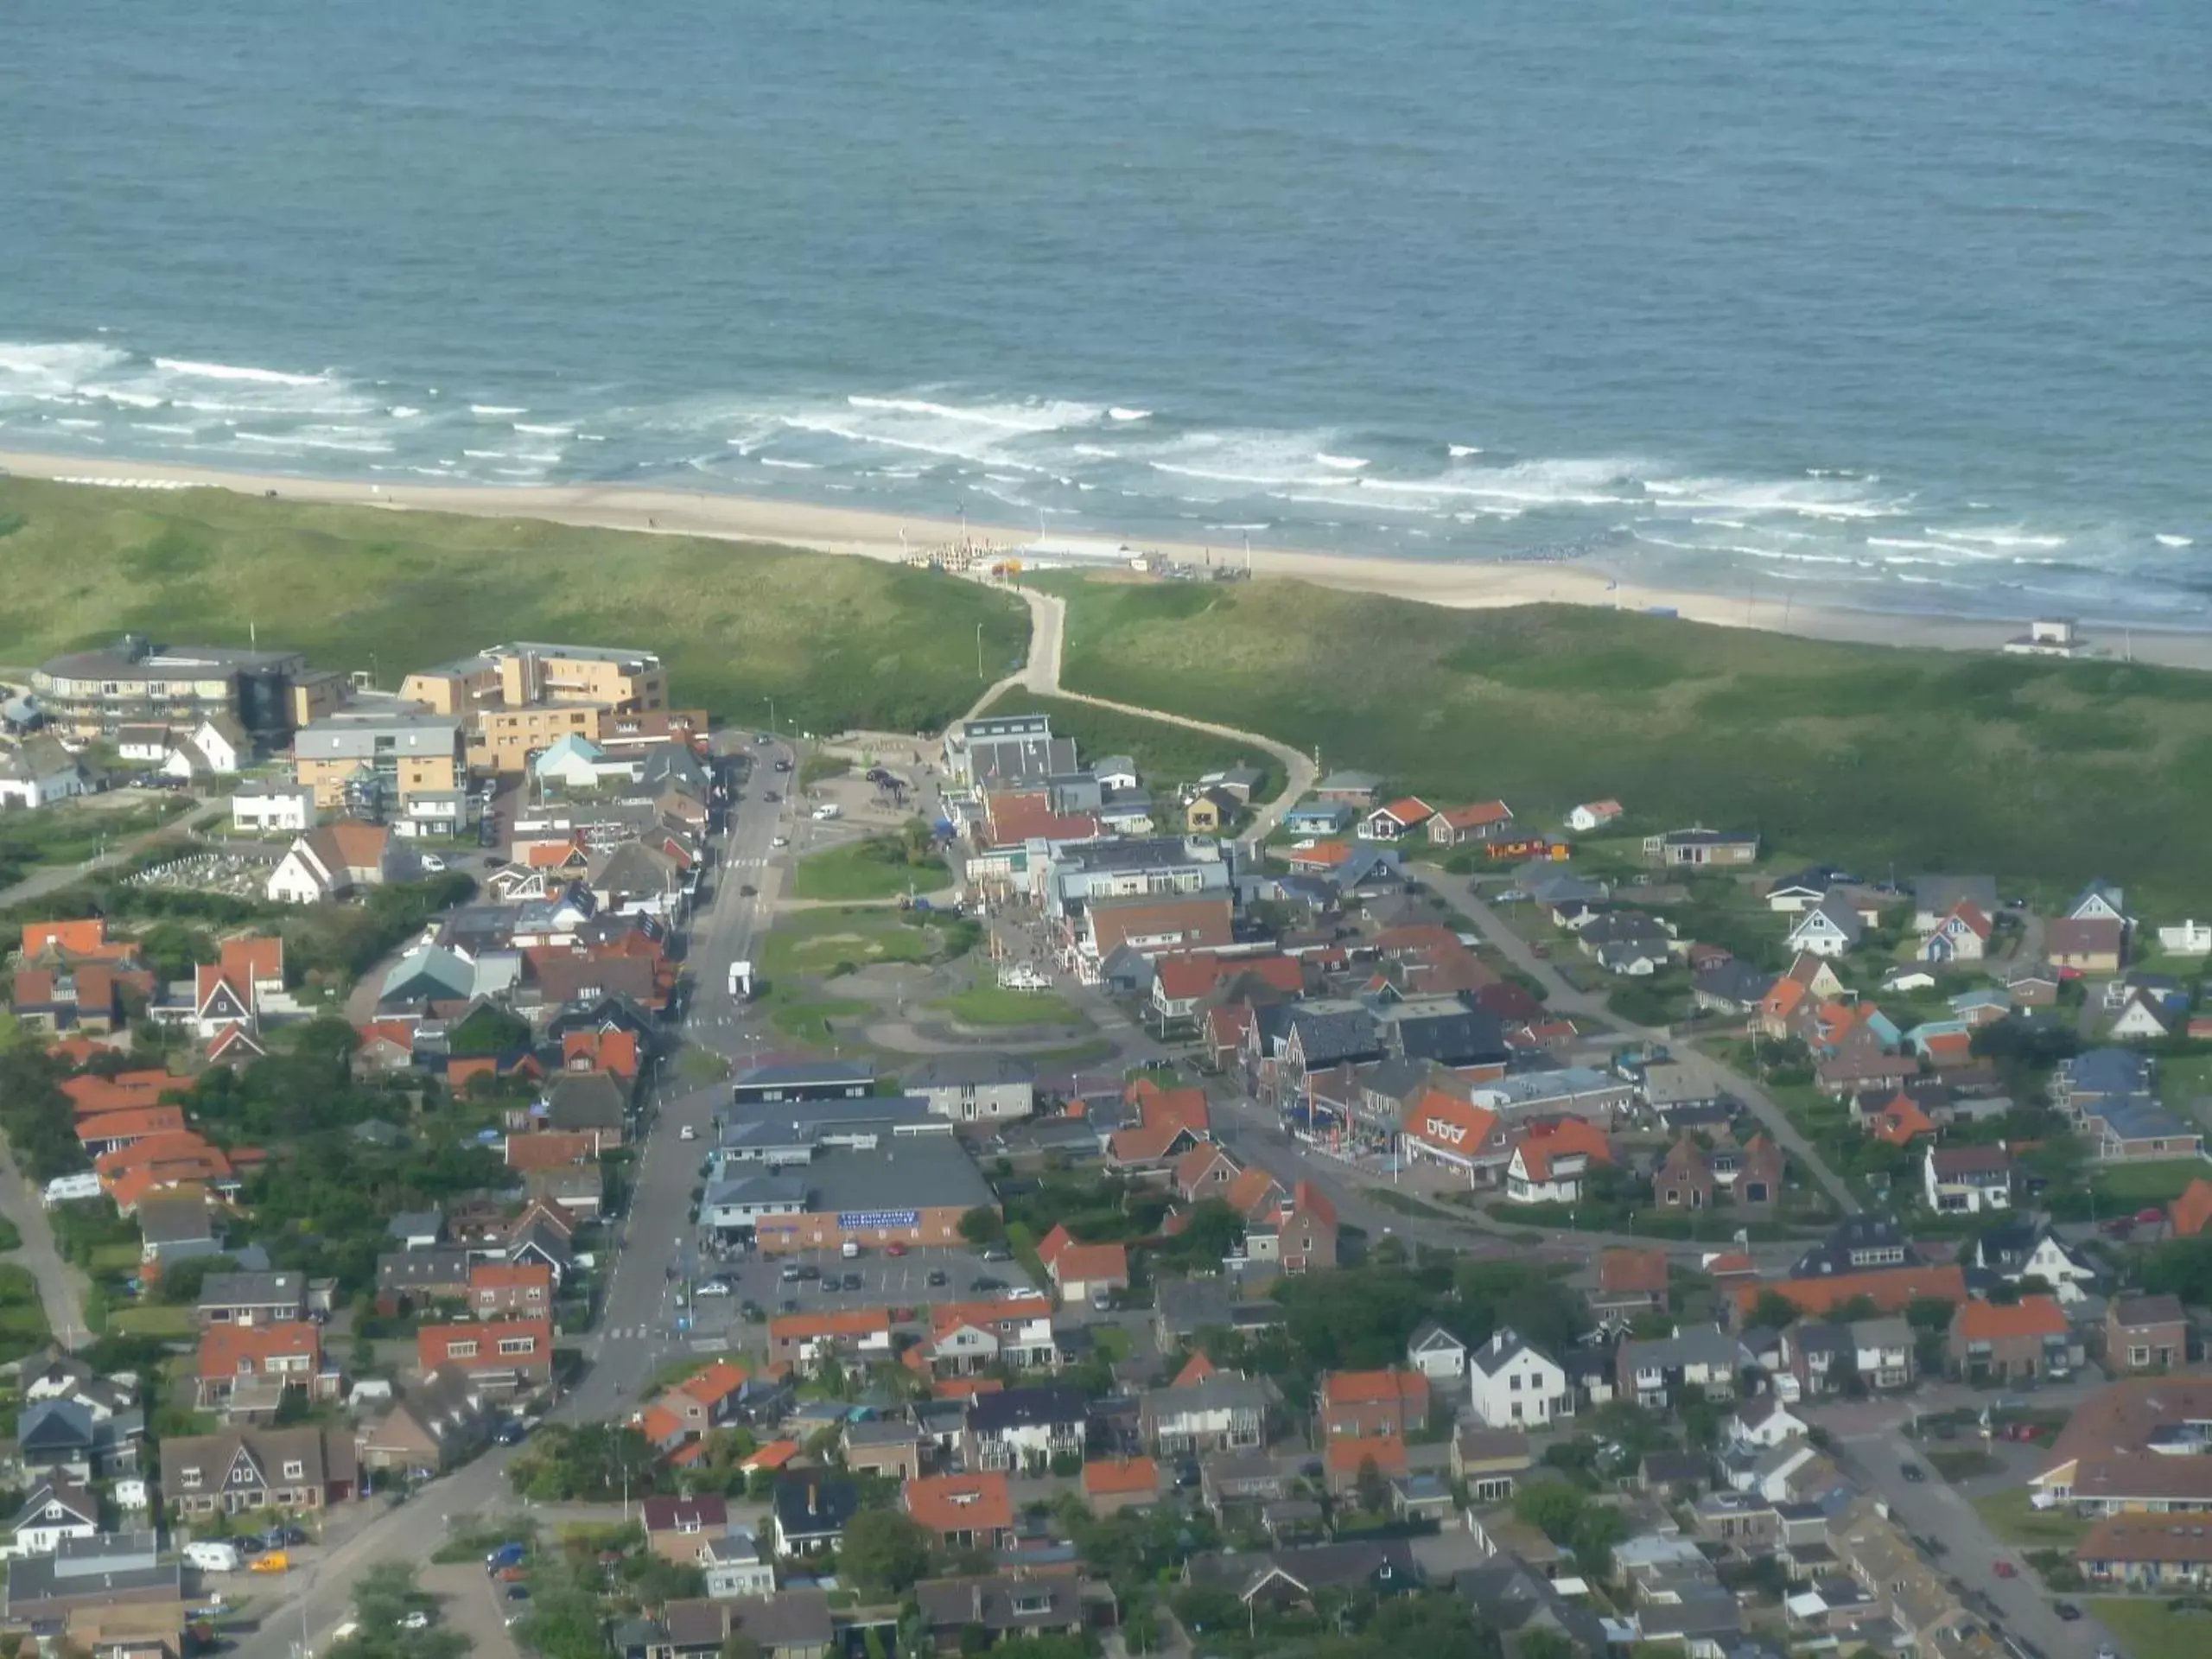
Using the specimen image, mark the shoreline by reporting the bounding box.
[7,447,2209,671]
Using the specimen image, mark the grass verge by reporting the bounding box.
[1037,571,2212,913]
[1969,1486,2090,1549]
[933,982,1083,1028]
[0,477,1026,735]
[2088,1598,2212,1659]
[791,839,936,902]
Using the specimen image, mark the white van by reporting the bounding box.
[186,1541,242,1573]
[841,1240,861,1260]
[811,804,841,822]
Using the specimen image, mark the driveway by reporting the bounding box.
[0,1140,90,1348]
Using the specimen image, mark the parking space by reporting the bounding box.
[685,1241,1039,1326]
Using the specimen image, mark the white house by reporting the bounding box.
[2068,881,2130,925]
[0,739,90,809]
[5,1481,99,1557]
[1567,800,1624,834]
[266,823,398,905]
[1726,1396,1809,1449]
[1407,1321,1469,1382]
[2157,921,2212,957]
[1503,1139,1599,1205]
[1465,1329,1571,1428]
[1916,901,1991,963]
[2014,1231,2100,1305]
[2109,991,2172,1041]
[533,734,630,791]
[231,780,318,835]
[187,716,246,775]
[1923,1145,2013,1214]
[111,1478,149,1513]
[115,725,172,765]
[1785,896,1864,959]
[702,1526,777,1599]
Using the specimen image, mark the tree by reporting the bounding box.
[1517,1632,1577,1659]
[838,1509,933,1594]
[1569,1502,1629,1580]
[1747,1290,1801,1332]
[1355,1454,1389,1516]
[958,1207,1005,1248]
[1512,1482,1586,1542]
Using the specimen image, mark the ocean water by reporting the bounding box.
[6,0,2210,622]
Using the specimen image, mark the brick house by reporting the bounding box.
[1734,1135,1783,1210]
[164,1426,356,1517]
[416,1317,555,1392]
[644,1494,729,1565]
[2106,1294,2188,1374]
[469,1262,556,1320]
[1655,1139,1714,1210]
[1592,1248,1669,1319]
[904,1473,1014,1552]
[1950,1296,2075,1383]
[1317,1369,1428,1439]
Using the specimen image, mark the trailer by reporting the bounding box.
[728,960,754,1000]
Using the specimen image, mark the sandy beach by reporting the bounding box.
[7,448,2209,671]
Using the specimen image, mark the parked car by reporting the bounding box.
[1993,1560,2018,1580]
[739,884,757,897]
[506,1586,531,1602]
[1900,1462,1925,1483]
[926,1269,949,1287]
[694,1281,733,1298]
[885,1242,907,1257]
[780,1265,802,1282]
[2053,1603,2082,1622]
[969,1274,1007,1293]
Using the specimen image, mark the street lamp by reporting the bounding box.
[976,621,984,680]
[764,697,777,738]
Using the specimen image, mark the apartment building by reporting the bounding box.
[31,635,308,742]
[292,712,464,809]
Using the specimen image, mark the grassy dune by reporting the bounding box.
[0,479,1026,735]
[1036,573,2212,912]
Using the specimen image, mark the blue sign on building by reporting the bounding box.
[837,1210,919,1230]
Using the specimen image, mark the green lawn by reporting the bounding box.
[0,476,1025,735]
[766,997,870,1042]
[791,839,938,902]
[932,982,1083,1028]
[2090,1598,2212,1659]
[2090,1161,2205,1207]
[0,1266,51,1363]
[757,907,943,981]
[111,1303,194,1339]
[1034,571,2212,913]
[2159,1054,2212,1114]
[677,1048,734,1085]
[88,1242,141,1273]
[1970,1486,2090,1548]
[977,688,1272,794]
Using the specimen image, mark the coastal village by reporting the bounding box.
[2,618,2209,1659]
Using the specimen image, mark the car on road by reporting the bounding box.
[1899,1462,1924,1482]
[506,1586,531,1602]
[400,1612,433,1631]
[1992,1560,2018,1580]
[2099,1644,2119,1659]
[739,884,757,896]
[980,1246,1011,1262]
[772,836,789,848]
[694,1280,733,1298]
[842,1271,863,1291]
[774,759,791,772]
[927,1269,948,1287]
[493,1421,527,1446]
[764,791,781,802]
[2053,1603,2082,1622]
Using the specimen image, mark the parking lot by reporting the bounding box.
[683,1240,1039,1327]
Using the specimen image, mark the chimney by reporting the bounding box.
[973,1584,985,1622]
[808,1484,818,1516]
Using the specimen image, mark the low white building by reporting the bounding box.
[0,739,89,809]
[1726,1396,1809,1449]
[1407,1321,1469,1382]
[902,1055,1035,1123]
[230,780,318,835]
[2157,921,2212,957]
[1465,1329,1571,1429]
[5,1481,99,1557]
[1923,1144,2013,1215]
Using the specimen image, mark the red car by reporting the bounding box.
[1993,1561,2018,1580]
[2137,1207,2165,1224]
[885,1242,907,1257]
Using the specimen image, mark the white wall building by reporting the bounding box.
[1465,1330,1571,1428]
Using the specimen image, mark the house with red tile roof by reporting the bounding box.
[1108,1079,1211,1171]
[1360,798,1435,842]
[1399,1088,1506,1183]
[2170,1179,2212,1239]
[505,1129,600,1173]
[416,1318,554,1391]
[904,1472,1014,1551]
[1951,1295,2076,1382]
[1426,801,1516,848]
[1318,1370,1429,1439]
[1173,1142,1242,1202]
[1593,1248,1670,1317]
[1917,900,1993,964]
[1731,1265,1966,1324]
[1867,1094,1937,1147]
[1082,1457,1160,1516]
[75,1105,188,1157]
[470,1262,555,1320]
[1503,1119,1611,1205]
[768,1308,893,1374]
[560,1027,639,1079]
[198,1321,336,1416]
[1323,1434,1408,1498]
[1036,1225,1129,1306]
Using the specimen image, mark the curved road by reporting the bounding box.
[969,586,1318,854]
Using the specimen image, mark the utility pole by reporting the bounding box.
[976,621,984,680]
